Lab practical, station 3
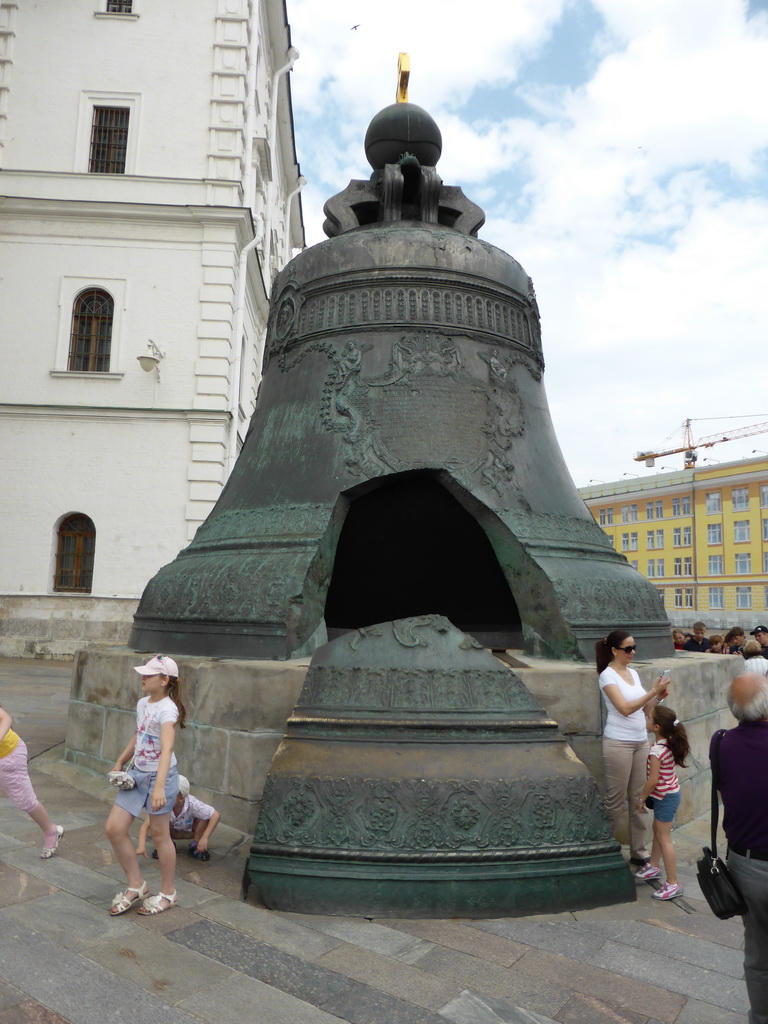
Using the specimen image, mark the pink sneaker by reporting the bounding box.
[635,863,661,880]
[652,882,682,900]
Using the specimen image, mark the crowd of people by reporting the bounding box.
[597,629,768,1024]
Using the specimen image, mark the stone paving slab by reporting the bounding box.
[314,941,462,1010]
[0,862,57,907]
[470,916,609,961]
[193,896,344,958]
[0,892,137,950]
[674,996,753,1024]
[0,918,202,1024]
[318,980,451,1024]
[565,917,745,977]
[410,945,569,1018]
[0,998,74,1023]
[551,992,651,1024]
[589,938,749,1014]
[385,919,528,967]
[175,971,344,1024]
[166,918,355,1006]
[509,947,686,1023]
[82,926,234,1005]
[438,989,559,1024]
[283,909,439,958]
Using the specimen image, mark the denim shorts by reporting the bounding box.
[653,789,681,823]
[114,764,178,817]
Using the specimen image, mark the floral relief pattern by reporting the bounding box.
[253,774,612,855]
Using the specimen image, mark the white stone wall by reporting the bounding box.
[0,0,304,656]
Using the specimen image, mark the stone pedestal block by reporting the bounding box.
[64,646,738,837]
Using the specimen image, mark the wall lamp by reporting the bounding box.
[753,449,768,457]
[588,479,604,484]
[622,472,639,478]
[137,339,165,377]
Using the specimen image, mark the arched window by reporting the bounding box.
[54,515,96,592]
[68,289,113,371]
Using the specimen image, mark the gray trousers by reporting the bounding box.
[728,851,768,1024]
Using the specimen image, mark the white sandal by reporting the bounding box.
[110,881,149,915]
[137,890,178,915]
[40,825,64,859]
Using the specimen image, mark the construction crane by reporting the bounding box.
[635,417,768,469]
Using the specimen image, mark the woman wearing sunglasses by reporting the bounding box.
[596,630,670,870]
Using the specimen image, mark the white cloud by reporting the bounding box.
[286,0,768,484]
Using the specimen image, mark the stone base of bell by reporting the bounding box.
[246,848,636,918]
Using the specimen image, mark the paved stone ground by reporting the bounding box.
[0,657,750,1024]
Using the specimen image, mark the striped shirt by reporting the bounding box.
[647,740,680,798]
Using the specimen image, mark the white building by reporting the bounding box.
[0,0,304,657]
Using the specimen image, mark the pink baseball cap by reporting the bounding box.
[134,654,179,678]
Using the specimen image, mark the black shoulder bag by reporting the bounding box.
[696,729,748,920]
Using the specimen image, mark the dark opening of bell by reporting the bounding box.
[324,472,522,649]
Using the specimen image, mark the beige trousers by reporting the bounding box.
[602,737,650,861]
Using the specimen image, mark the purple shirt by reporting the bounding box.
[712,721,768,853]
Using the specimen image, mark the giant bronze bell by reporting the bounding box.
[130,95,671,661]
[247,615,635,916]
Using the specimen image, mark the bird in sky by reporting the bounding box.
[351,24,360,30]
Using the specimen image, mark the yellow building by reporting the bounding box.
[579,456,768,628]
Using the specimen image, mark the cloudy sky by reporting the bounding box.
[285,0,768,488]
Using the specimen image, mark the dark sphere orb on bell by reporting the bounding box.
[364,103,442,170]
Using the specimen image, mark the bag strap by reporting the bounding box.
[710,728,726,857]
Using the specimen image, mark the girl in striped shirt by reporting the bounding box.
[636,706,690,900]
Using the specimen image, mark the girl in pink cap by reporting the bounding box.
[0,703,63,858]
[105,654,186,915]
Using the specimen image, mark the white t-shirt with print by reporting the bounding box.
[133,695,178,772]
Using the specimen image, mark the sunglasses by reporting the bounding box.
[618,645,637,653]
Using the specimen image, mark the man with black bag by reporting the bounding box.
[714,673,768,1024]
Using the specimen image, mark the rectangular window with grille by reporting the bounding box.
[683,557,692,576]
[706,491,721,513]
[736,586,752,609]
[655,500,663,518]
[656,559,665,577]
[674,557,682,576]
[89,107,129,173]
[682,526,691,546]
[674,588,683,608]
[709,587,724,609]
[647,530,655,550]
[732,487,749,510]
[655,529,664,548]
[762,485,768,508]
[707,522,722,544]
[735,553,752,574]
[647,560,655,577]
[708,555,723,575]
[673,528,681,547]
[734,520,750,543]
[684,588,694,608]
[646,502,654,520]
[106,0,133,10]
[682,496,691,515]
